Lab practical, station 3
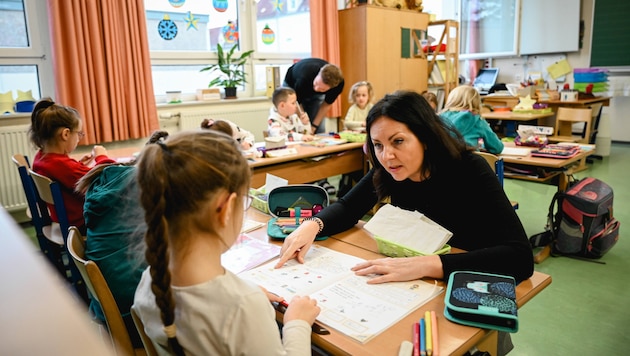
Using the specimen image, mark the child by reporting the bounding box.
[29,98,114,233]
[201,118,255,150]
[343,81,374,131]
[422,91,439,112]
[267,87,314,142]
[132,130,320,355]
[338,81,373,198]
[440,85,504,155]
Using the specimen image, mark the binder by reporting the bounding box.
[266,66,281,98]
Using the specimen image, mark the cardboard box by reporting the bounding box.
[560,90,578,102]
[196,88,221,101]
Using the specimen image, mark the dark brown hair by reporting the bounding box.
[319,64,343,87]
[200,118,234,137]
[272,86,296,107]
[136,130,250,353]
[366,90,468,201]
[29,98,81,149]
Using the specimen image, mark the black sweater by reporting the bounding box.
[317,151,534,283]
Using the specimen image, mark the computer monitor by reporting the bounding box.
[473,68,499,94]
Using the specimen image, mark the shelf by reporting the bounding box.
[422,20,459,106]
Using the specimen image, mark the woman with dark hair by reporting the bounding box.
[275,90,533,285]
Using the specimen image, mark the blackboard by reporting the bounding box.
[591,1,630,67]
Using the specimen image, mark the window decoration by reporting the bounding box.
[261,24,275,45]
[213,0,229,12]
[158,14,178,40]
[184,11,198,30]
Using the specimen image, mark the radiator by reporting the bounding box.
[177,106,270,142]
[0,124,35,212]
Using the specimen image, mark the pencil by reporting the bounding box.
[431,311,439,356]
[425,311,432,356]
[420,318,426,356]
[413,322,420,356]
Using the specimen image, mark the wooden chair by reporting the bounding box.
[12,154,68,277]
[475,151,519,209]
[130,306,158,356]
[29,169,88,302]
[548,107,593,143]
[67,226,149,356]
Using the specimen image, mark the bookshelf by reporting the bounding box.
[424,20,459,108]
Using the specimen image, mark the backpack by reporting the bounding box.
[530,177,620,260]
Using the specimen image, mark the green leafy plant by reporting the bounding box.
[200,43,254,89]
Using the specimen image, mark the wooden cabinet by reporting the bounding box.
[338,6,429,116]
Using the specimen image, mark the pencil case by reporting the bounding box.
[266,184,329,241]
[444,271,518,333]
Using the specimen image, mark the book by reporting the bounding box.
[363,204,452,255]
[241,219,265,233]
[238,245,443,343]
[444,271,518,333]
[221,234,280,274]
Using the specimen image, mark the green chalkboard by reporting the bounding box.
[591,1,630,67]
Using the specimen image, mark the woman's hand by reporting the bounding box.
[351,255,443,284]
[284,295,320,326]
[274,220,320,268]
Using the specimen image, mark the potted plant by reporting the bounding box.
[200,43,254,99]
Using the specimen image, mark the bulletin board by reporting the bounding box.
[525,54,568,83]
[591,2,630,67]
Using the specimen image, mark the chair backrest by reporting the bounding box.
[130,306,158,356]
[28,169,71,243]
[475,151,504,187]
[553,107,593,143]
[67,226,142,356]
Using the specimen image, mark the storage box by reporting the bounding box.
[265,136,286,149]
[249,186,269,214]
[266,185,329,241]
[196,88,221,101]
[374,236,450,257]
[560,90,578,102]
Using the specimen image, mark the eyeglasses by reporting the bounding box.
[243,194,253,211]
[77,131,86,139]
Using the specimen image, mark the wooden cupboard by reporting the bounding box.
[338,6,429,117]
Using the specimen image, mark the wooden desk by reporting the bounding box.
[249,142,366,188]
[481,111,555,125]
[80,142,367,189]
[538,96,611,109]
[245,209,552,356]
[500,142,595,191]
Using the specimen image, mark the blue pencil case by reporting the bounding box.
[444,271,519,333]
[266,184,329,241]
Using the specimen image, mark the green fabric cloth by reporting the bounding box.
[83,165,146,322]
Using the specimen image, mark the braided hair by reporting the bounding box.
[136,130,250,354]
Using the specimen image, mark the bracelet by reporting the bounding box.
[304,217,324,234]
[311,123,319,129]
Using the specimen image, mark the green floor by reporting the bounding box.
[15,143,630,355]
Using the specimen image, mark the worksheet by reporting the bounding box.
[238,245,442,343]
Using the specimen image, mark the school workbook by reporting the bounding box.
[238,245,442,343]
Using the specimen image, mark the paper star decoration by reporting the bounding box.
[185,11,198,31]
[273,0,283,11]
[514,94,537,111]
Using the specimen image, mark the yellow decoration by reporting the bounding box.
[514,94,537,111]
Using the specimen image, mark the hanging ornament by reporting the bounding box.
[184,11,199,31]
[168,0,186,8]
[213,0,229,12]
[261,24,275,45]
[222,21,238,44]
[273,0,283,12]
[158,14,178,40]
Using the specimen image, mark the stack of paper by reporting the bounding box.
[363,204,452,254]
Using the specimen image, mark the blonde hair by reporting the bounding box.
[442,85,482,114]
[319,64,343,87]
[348,81,374,104]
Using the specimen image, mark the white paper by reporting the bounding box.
[238,245,442,343]
[264,174,288,193]
[363,204,452,254]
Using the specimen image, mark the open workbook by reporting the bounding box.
[238,245,443,343]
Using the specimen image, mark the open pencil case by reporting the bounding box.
[266,184,329,241]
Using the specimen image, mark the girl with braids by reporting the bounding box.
[132,130,320,355]
[29,98,114,233]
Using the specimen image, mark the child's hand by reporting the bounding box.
[79,154,94,165]
[302,134,315,142]
[92,145,108,157]
[240,141,253,150]
[284,295,320,326]
[259,286,284,303]
[299,112,310,125]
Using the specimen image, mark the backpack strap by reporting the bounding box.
[529,191,562,248]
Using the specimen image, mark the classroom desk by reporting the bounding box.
[538,96,611,110]
[481,111,556,137]
[82,141,367,189]
[245,209,552,356]
[500,142,595,192]
[248,142,366,188]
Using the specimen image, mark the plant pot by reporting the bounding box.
[224,87,237,99]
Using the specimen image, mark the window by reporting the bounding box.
[0,0,53,111]
[145,0,311,101]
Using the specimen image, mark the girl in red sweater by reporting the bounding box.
[29,98,114,233]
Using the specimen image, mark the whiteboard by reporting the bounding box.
[519,0,580,55]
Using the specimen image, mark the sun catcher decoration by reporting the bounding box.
[261,24,275,45]
[222,20,238,44]
[213,0,229,12]
[158,14,178,40]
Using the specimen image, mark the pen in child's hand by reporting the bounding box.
[274,300,330,335]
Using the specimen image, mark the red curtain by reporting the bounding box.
[47,0,158,144]
[309,0,342,118]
